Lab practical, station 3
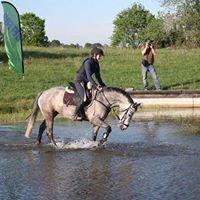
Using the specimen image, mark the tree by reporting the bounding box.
[111,3,155,47]
[160,12,185,46]
[20,13,48,46]
[92,43,103,48]
[50,39,61,47]
[142,17,166,47]
[160,0,200,47]
[84,43,93,48]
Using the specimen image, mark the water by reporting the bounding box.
[0,118,200,200]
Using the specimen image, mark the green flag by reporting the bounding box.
[1,1,24,75]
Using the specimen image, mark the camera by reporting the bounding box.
[146,40,153,47]
[148,42,152,47]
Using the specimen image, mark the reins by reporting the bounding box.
[91,89,133,121]
[91,89,111,116]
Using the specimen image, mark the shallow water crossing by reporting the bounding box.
[0,118,200,200]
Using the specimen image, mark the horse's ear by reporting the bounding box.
[132,102,141,110]
[136,103,141,108]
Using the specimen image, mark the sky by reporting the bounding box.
[0,0,163,46]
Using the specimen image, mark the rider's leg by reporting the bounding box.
[72,82,85,120]
[73,98,85,120]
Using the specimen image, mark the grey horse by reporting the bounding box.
[25,86,140,145]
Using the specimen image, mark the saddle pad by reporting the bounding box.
[63,91,76,106]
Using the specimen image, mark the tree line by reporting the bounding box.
[112,0,200,48]
[0,0,199,48]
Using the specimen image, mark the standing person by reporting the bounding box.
[73,47,106,120]
[140,40,161,90]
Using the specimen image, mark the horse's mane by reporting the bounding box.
[104,87,133,103]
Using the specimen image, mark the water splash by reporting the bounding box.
[55,138,100,150]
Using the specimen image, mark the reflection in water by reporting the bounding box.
[86,152,134,200]
[0,119,200,199]
[143,121,159,143]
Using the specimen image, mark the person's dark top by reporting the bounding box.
[76,57,106,87]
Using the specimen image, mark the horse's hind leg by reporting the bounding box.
[35,120,46,145]
[45,119,56,146]
[36,112,58,145]
[45,111,58,146]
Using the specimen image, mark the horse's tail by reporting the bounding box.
[25,92,43,138]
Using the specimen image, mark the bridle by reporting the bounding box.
[117,104,136,127]
[92,89,136,127]
[118,104,131,119]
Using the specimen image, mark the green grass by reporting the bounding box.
[0,46,200,122]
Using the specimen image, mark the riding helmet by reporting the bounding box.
[90,47,104,56]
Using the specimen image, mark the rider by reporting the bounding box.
[72,47,106,120]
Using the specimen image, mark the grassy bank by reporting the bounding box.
[0,46,200,122]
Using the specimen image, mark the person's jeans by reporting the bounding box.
[141,64,160,90]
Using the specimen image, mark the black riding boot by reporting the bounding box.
[72,100,85,121]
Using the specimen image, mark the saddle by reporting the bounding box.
[63,82,92,106]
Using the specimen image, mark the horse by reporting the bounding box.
[25,86,140,146]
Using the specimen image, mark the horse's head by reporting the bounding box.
[117,102,140,130]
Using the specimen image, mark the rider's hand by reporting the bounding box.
[97,85,103,91]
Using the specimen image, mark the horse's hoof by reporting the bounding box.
[99,139,106,145]
[97,142,102,147]
[51,140,58,147]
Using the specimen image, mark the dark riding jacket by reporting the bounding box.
[75,57,106,87]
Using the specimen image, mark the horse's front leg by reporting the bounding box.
[92,125,100,141]
[91,117,112,144]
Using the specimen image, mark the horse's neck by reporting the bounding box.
[103,90,130,109]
